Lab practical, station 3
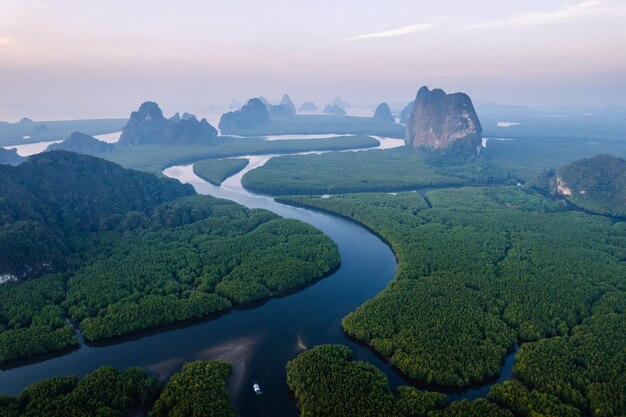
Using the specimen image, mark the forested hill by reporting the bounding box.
[0,151,194,279]
[555,154,626,216]
[0,150,193,233]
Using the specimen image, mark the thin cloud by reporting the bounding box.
[467,0,625,29]
[0,38,12,46]
[338,23,433,42]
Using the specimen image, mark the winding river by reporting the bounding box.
[0,136,515,416]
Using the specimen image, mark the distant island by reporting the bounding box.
[118,101,218,145]
[299,101,317,111]
[323,104,346,115]
[373,102,395,123]
[219,98,272,134]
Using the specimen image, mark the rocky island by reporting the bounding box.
[373,103,395,123]
[404,86,482,154]
[299,101,317,111]
[219,98,271,134]
[323,104,346,115]
[280,94,297,114]
[118,102,217,145]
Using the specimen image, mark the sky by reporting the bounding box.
[0,0,625,120]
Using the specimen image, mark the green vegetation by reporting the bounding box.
[0,148,24,165]
[0,152,339,362]
[0,118,126,146]
[482,136,626,183]
[243,148,513,195]
[488,381,581,417]
[556,154,626,216]
[279,187,626,393]
[514,292,626,416]
[285,343,595,417]
[0,360,236,417]
[0,151,193,279]
[0,366,158,417]
[0,274,78,363]
[427,399,513,417]
[480,111,626,142]
[286,344,448,417]
[287,344,574,417]
[68,199,339,341]
[193,158,249,185]
[150,360,235,417]
[1,195,339,354]
[218,114,404,137]
[102,135,379,175]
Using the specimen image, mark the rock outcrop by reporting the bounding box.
[258,96,271,110]
[218,98,272,133]
[48,132,114,154]
[299,101,317,112]
[118,102,217,145]
[373,103,395,123]
[334,97,351,108]
[400,101,414,124]
[404,86,482,153]
[323,104,346,116]
[269,105,293,119]
[280,94,297,114]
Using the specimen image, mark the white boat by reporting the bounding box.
[253,381,262,395]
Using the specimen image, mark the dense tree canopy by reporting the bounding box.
[149,360,235,417]
[0,152,340,363]
[286,344,447,417]
[243,148,514,195]
[0,360,236,417]
[0,151,193,279]
[279,185,626,407]
[0,366,158,417]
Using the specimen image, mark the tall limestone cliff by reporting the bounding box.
[404,86,482,154]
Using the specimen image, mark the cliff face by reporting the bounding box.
[219,98,271,133]
[404,86,482,153]
[118,102,217,145]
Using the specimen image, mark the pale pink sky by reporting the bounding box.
[0,0,625,120]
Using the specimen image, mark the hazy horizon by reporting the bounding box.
[1,0,625,120]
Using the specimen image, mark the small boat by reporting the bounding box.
[252,380,262,395]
